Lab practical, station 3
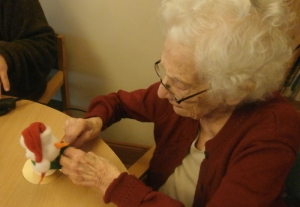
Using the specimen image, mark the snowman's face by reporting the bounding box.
[40,132,60,161]
[42,142,60,161]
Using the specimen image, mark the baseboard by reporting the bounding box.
[105,140,151,168]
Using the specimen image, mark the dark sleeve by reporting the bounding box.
[0,0,57,100]
[104,172,185,207]
[84,82,167,130]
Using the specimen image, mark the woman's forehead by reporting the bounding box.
[161,39,199,82]
[162,39,193,59]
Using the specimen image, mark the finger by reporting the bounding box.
[0,72,10,91]
[63,147,85,159]
[64,119,85,143]
[84,151,98,165]
[69,133,90,148]
[59,155,70,169]
[62,146,77,157]
[60,166,70,176]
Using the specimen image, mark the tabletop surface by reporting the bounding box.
[0,98,126,207]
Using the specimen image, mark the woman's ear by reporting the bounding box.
[225,81,255,106]
[224,97,244,106]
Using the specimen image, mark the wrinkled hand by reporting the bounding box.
[60,147,121,194]
[64,117,103,147]
[0,55,10,98]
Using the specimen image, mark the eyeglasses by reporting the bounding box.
[154,60,210,104]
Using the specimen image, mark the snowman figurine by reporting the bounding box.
[20,122,68,184]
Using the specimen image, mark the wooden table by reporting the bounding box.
[0,98,127,206]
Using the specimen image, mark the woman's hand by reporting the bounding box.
[0,55,10,98]
[63,117,103,147]
[60,147,121,194]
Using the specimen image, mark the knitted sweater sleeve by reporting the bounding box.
[0,0,57,100]
[84,82,165,129]
[104,172,184,207]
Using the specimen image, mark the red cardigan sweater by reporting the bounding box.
[85,82,300,207]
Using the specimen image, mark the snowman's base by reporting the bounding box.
[22,159,62,184]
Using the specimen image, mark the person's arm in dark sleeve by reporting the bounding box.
[0,0,57,100]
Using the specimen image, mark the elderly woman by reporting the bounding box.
[60,0,300,206]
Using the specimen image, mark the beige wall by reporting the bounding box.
[39,0,164,146]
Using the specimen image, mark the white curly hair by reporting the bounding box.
[160,0,297,102]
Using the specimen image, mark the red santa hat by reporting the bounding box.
[21,122,46,163]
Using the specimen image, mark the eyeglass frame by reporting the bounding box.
[154,60,210,104]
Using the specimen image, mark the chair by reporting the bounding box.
[38,34,70,113]
[285,149,300,206]
[128,145,155,180]
[283,110,300,206]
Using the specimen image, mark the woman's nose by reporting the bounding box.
[157,83,169,99]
